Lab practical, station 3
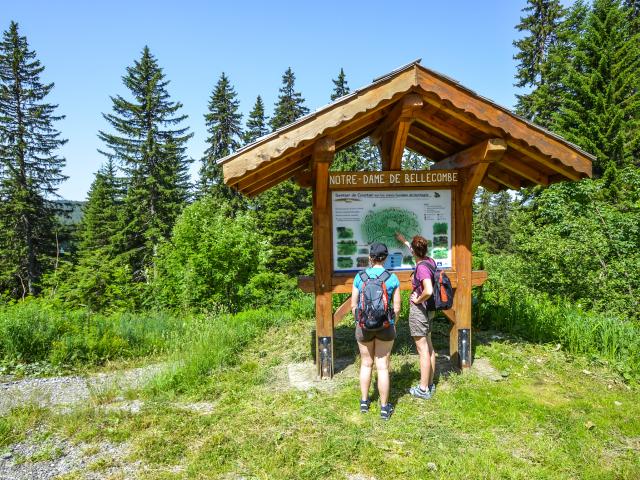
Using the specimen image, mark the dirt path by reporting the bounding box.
[0,364,163,415]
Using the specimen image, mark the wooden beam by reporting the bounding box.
[499,153,550,186]
[480,177,502,193]
[234,148,311,190]
[408,123,458,154]
[370,93,423,145]
[506,140,581,181]
[460,162,492,206]
[241,161,308,197]
[405,137,444,161]
[415,107,479,145]
[453,185,473,368]
[298,270,489,294]
[333,296,352,327]
[388,118,412,170]
[293,170,312,188]
[432,138,507,171]
[487,165,522,190]
[312,137,335,378]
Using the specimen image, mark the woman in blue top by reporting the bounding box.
[350,242,401,420]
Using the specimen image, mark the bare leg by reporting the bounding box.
[427,333,436,386]
[357,340,375,401]
[413,335,431,391]
[374,339,394,405]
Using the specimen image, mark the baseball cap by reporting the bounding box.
[369,242,388,257]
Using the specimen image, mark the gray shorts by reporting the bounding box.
[355,324,396,343]
[408,302,435,337]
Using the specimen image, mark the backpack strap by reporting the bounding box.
[415,259,437,285]
[358,271,370,282]
[378,270,391,282]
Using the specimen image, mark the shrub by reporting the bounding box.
[478,254,640,382]
[153,197,269,312]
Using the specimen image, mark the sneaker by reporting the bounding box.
[380,403,394,420]
[409,384,432,400]
[360,399,371,413]
[429,383,436,396]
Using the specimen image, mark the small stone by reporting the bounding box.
[1,451,12,460]
[607,384,613,390]
[614,401,622,407]
[584,421,595,430]
[554,344,562,351]
[582,369,592,375]
[427,462,437,471]
[500,371,510,378]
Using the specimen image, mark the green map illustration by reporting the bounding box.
[361,207,421,248]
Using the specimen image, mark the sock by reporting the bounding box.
[419,386,427,392]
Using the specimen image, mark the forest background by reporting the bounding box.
[0,0,639,383]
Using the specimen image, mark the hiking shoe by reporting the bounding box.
[380,403,394,420]
[360,399,371,413]
[409,384,432,400]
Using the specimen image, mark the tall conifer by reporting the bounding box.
[256,68,312,275]
[513,0,568,126]
[200,72,243,204]
[0,21,67,297]
[244,95,269,144]
[98,46,192,281]
[555,0,640,174]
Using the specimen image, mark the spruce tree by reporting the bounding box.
[256,68,312,275]
[330,68,349,101]
[269,67,309,130]
[513,0,568,126]
[98,46,192,281]
[0,21,67,297]
[200,72,243,204]
[554,0,640,174]
[243,95,269,144]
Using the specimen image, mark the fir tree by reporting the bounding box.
[243,95,269,144]
[269,67,309,130]
[0,21,67,297]
[77,159,123,255]
[256,68,312,275]
[554,0,640,174]
[200,72,243,202]
[328,68,377,172]
[98,46,192,281]
[330,68,349,101]
[513,0,568,126]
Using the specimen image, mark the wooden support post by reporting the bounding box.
[371,94,423,171]
[451,142,506,369]
[312,137,335,378]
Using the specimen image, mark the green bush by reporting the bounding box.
[478,254,640,382]
[153,197,269,312]
[0,299,183,368]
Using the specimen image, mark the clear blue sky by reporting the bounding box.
[5,0,537,201]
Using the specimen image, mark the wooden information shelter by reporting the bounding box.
[219,60,593,378]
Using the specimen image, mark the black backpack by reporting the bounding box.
[356,270,392,331]
[416,260,454,311]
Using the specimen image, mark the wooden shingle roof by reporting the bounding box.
[219,60,593,196]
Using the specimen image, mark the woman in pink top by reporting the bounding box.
[397,233,436,399]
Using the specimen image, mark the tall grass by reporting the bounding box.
[478,255,640,382]
[151,294,315,394]
[0,299,184,368]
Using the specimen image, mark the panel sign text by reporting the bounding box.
[328,169,459,190]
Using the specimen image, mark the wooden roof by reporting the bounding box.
[220,60,594,196]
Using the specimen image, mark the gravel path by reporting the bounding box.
[0,364,163,415]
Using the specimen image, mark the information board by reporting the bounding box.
[332,190,452,272]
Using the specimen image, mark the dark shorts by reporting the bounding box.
[408,302,435,337]
[355,324,396,343]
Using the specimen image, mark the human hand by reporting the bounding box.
[395,231,407,244]
[410,292,418,304]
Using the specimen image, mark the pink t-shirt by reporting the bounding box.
[412,258,436,298]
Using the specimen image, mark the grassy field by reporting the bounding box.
[1,308,639,479]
